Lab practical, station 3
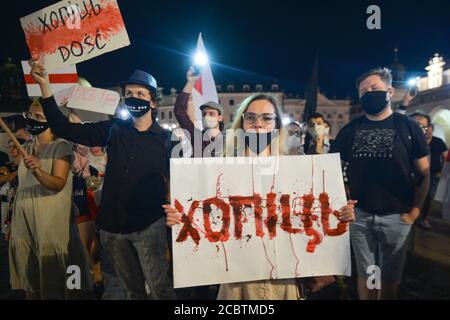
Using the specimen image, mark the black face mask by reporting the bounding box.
[26,118,49,135]
[124,97,151,118]
[244,131,277,155]
[360,91,389,115]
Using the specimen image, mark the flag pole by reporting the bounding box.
[0,118,42,177]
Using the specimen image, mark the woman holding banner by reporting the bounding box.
[8,100,92,299]
[165,93,357,300]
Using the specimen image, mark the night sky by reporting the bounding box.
[2,0,450,101]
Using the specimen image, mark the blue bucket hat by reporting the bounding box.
[119,70,158,96]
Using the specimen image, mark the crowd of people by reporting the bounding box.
[0,61,448,300]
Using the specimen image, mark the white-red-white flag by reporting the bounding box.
[21,61,78,97]
[192,33,219,130]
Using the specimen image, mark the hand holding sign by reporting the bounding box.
[29,60,49,85]
[29,60,53,98]
[20,0,130,71]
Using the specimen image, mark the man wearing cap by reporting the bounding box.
[28,60,177,300]
[174,67,225,157]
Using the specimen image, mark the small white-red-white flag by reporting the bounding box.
[191,33,219,130]
[21,61,78,97]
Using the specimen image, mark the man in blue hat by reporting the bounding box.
[28,60,177,300]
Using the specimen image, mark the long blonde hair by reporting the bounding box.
[225,93,287,156]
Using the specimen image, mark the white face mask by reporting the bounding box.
[309,124,327,137]
[202,116,219,129]
[286,135,301,149]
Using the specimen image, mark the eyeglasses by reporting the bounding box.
[288,130,301,137]
[242,112,277,124]
[23,111,46,122]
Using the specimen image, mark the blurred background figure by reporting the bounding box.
[411,112,448,230]
[304,113,333,155]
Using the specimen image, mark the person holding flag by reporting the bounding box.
[174,67,225,158]
[174,34,225,158]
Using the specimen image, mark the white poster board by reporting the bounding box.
[54,85,120,115]
[20,0,130,71]
[170,154,351,288]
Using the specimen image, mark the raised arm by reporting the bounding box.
[40,96,113,147]
[30,59,113,147]
[174,68,202,145]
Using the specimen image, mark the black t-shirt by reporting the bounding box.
[331,113,429,215]
[429,136,448,175]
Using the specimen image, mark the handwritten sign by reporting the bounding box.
[20,0,130,71]
[54,85,120,115]
[170,154,351,288]
[21,61,78,98]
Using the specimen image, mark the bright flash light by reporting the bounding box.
[120,109,129,119]
[282,117,291,126]
[407,78,417,87]
[194,52,208,66]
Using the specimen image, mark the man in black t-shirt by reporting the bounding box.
[411,113,448,229]
[331,67,430,300]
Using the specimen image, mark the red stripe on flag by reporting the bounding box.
[194,76,203,95]
[24,74,79,84]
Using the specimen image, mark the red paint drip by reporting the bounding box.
[319,170,347,237]
[280,194,303,234]
[261,238,275,279]
[174,199,201,245]
[221,242,229,272]
[301,193,323,253]
[174,169,348,256]
[264,192,278,239]
[252,193,264,238]
[229,196,254,240]
[288,234,300,277]
[202,197,230,242]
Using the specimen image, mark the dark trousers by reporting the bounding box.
[100,217,177,300]
[420,175,440,220]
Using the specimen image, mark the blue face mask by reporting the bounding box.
[124,97,151,118]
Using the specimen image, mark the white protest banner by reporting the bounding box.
[53,86,77,107]
[170,154,351,288]
[21,61,78,98]
[54,85,120,114]
[20,0,130,71]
